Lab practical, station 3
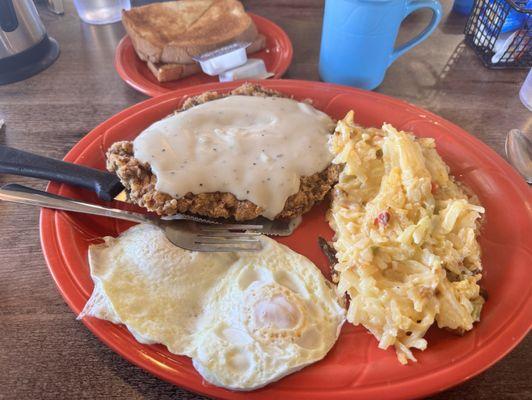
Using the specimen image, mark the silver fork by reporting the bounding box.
[0,184,263,252]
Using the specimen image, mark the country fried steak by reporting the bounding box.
[106,83,339,221]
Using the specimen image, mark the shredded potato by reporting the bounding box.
[328,111,485,364]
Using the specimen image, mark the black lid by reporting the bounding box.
[0,35,60,85]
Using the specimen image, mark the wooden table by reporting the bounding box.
[0,1,530,399]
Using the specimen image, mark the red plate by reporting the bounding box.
[115,13,293,97]
[40,80,532,400]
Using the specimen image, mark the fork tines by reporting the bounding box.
[195,223,263,252]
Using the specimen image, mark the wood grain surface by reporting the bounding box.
[0,1,530,399]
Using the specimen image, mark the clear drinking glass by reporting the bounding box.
[73,0,131,25]
[520,69,532,111]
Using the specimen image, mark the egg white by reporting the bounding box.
[81,224,345,390]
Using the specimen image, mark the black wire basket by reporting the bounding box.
[464,0,531,68]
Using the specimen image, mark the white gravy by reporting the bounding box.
[133,95,335,219]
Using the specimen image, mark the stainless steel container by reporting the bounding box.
[0,0,60,84]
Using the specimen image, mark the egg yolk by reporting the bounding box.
[252,294,301,330]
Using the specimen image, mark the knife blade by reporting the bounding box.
[505,129,532,184]
[240,215,302,236]
[166,215,302,236]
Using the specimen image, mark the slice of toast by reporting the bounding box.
[122,0,258,65]
[146,34,267,82]
[147,61,202,82]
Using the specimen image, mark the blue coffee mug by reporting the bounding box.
[319,0,442,90]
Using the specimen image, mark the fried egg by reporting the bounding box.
[80,224,345,390]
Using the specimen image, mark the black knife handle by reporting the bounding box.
[0,145,123,201]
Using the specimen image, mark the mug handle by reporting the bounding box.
[389,0,443,66]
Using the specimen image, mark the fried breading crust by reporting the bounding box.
[106,83,339,221]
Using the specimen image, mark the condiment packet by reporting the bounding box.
[219,59,274,82]
[193,42,250,76]
[491,30,519,63]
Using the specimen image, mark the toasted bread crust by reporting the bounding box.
[122,0,258,64]
[106,84,339,221]
[147,61,201,82]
